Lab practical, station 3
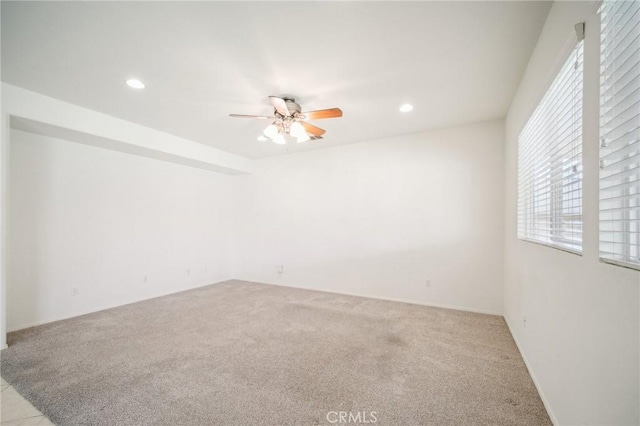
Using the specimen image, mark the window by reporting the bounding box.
[518,38,584,253]
[599,0,640,269]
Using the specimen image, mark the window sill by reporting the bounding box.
[518,237,583,256]
[600,257,640,272]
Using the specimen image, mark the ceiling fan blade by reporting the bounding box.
[229,114,273,119]
[300,121,326,136]
[269,96,291,117]
[302,108,343,120]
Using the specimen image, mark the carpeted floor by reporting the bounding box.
[1,280,551,425]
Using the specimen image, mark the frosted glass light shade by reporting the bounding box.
[263,124,279,139]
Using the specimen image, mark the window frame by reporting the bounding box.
[598,0,640,270]
[517,36,585,255]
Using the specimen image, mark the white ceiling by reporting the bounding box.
[1,1,551,159]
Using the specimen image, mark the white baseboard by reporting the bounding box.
[5,277,501,333]
[234,278,503,316]
[504,316,558,426]
[6,279,232,333]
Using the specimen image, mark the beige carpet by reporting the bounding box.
[1,280,550,425]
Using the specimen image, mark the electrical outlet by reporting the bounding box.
[187,269,191,276]
[425,280,431,288]
[71,287,79,296]
[143,275,148,283]
[278,265,284,274]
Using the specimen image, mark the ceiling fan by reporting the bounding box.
[230,96,343,144]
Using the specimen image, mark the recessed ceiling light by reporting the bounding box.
[126,79,145,89]
[399,103,414,113]
[257,135,268,142]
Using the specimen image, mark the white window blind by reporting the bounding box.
[599,0,640,269]
[518,39,584,253]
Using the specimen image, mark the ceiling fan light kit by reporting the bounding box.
[230,96,342,145]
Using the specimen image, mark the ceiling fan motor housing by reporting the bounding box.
[281,98,302,116]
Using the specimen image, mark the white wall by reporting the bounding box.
[504,2,639,425]
[7,129,236,331]
[234,120,505,315]
[0,84,253,346]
